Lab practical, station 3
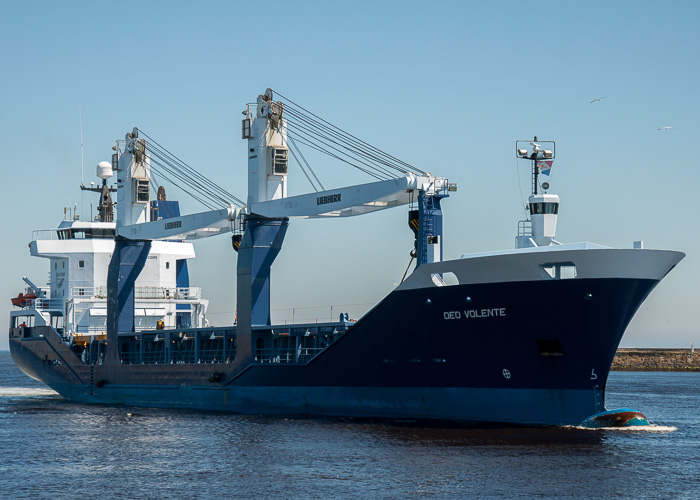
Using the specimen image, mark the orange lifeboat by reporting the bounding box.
[11,292,36,308]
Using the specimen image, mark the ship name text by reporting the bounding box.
[444,308,507,320]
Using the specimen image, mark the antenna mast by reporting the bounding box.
[79,105,84,185]
[516,136,555,195]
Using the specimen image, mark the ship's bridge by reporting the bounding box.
[56,221,116,240]
[529,194,559,215]
[32,221,117,241]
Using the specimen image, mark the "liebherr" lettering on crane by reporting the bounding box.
[317,194,341,205]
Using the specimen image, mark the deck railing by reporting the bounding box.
[69,286,202,300]
[71,322,355,367]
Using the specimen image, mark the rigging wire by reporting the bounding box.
[148,174,177,219]
[283,110,397,179]
[285,125,390,180]
[138,129,245,207]
[148,151,230,207]
[516,156,527,217]
[282,111,399,179]
[148,154,221,207]
[140,131,238,201]
[288,136,325,191]
[146,143,241,207]
[286,132,385,181]
[282,107,404,176]
[401,250,417,283]
[273,89,426,176]
[287,143,319,192]
[148,156,218,210]
[149,143,242,206]
[275,90,413,170]
[282,104,416,176]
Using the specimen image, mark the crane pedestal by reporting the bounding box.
[233,215,289,368]
[106,238,152,364]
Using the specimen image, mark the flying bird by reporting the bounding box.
[590,96,607,103]
[658,126,675,130]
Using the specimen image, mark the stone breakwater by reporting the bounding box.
[612,348,700,371]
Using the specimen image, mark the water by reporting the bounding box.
[1,351,698,499]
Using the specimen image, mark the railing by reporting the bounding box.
[70,286,202,300]
[63,320,352,366]
[32,229,59,241]
[515,219,534,249]
[517,219,532,237]
[27,298,64,310]
[133,287,202,300]
[74,326,108,335]
[74,324,194,335]
[115,327,239,365]
[243,103,258,120]
[257,346,325,364]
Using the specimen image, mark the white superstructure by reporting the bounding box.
[10,165,209,341]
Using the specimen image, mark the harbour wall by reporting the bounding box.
[612,348,699,371]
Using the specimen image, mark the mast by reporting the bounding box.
[80,161,116,222]
[515,137,558,248]
[516,136,555,196]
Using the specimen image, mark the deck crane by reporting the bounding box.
[105,89,453,367]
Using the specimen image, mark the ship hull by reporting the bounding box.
[9,263,669,426]
[10,336,606,425]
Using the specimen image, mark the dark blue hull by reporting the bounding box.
[9,275,658,425]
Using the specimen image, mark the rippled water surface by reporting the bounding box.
[1,352,698,498]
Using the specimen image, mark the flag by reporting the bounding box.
[537,160,553,176]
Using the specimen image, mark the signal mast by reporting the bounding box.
[515,137,560,248]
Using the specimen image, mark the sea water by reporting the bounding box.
[0,351,698,499]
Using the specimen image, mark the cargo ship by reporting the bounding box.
[9,89,683,427]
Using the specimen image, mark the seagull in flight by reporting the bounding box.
[590,96,607,103]
[658,126,675,130]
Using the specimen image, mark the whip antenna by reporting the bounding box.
[79,105,84,185]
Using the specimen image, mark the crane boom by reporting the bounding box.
[116,206,240,241]
[249,174,447,219]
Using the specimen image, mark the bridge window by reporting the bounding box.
[530,202,559,215]
[85,228,116,239]
[56,227,113,240]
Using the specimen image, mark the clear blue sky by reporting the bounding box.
[1,1,698,350]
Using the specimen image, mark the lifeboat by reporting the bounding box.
[11,292,36,308]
